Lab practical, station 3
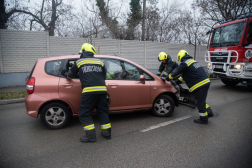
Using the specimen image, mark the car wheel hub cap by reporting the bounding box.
[154,98,170,114]
[45,107,66,126]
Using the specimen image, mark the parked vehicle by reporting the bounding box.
[205,13,252,90]
[25,55,180,129]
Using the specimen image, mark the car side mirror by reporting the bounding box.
[140,75,145,84]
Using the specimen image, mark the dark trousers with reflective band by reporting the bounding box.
[193,84,210,121]
[79,93,110,131]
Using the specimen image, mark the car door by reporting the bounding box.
[101,58,152,111]
[58,59,82,114]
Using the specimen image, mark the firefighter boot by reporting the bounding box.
[194,116,208,124]
[80,129,96,143]
[207,106,214,117]
[101,128,111,139]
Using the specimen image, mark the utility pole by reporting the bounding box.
[193,0,196,60]
[142,0,146,41]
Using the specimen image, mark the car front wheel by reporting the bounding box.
[152,95,175,117]
[40,102,71,129]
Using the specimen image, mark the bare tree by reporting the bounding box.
[4,0,73,36]
[0,0,25,29]
[96,0,121,39]
[145,7,159,41]
[176,10,208,58]
[156,0,181,43]
[193,0,251,22]
[72,2,106,38]
[126,0,142,40]
[95,0,142,40]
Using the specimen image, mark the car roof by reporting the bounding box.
[38,55,130,61]
[38,55,141,68]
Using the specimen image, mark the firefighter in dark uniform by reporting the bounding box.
[157,52,182,90]
[157,52,178,77]
[168,50,214,124]
[61,43,111,142]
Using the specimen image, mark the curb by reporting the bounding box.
[0,98,25,105]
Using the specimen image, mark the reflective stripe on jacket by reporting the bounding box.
[170,55,210,92]
[66,52,107,95]
[157,56,178,76]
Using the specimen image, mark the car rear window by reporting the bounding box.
[45,60,63,77]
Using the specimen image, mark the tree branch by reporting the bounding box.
[7,9,48,29]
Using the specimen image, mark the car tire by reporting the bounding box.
[40,102,71,129]
[152,95,175,117]
[221,78,240,86]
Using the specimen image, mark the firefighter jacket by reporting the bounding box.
[157,55,178,77]
[66,52,107,95]
[169,54,210,92]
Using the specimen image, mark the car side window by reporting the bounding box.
[106,60,123,79]
[143,72,154,81]
[101,58,140,80]
[124,61,140,80]
[45,60,62,77]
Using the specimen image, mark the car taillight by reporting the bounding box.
[26,77,35,94]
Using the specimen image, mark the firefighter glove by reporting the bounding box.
[170,80,176,87]
[170,80,179,91]
[166,76,171,81]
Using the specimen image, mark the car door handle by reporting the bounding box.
[108,83,118,88]
[62,83,73,87]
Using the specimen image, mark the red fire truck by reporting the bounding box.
[205,14,252,90]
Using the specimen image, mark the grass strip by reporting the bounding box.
[0,90,27,100]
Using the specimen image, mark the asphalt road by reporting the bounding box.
[0,79,252,168]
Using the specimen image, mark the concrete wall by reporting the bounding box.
[0,72,29,87]
[0,29,48,73]
[0,29,207,88]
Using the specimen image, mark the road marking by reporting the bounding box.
[140,115,192,132]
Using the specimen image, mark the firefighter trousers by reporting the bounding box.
[193,84,210,121]
[79,93,110,132]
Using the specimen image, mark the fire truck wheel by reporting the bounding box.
[221,78,240,86]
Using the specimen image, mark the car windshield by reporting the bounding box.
[210,21,245,47]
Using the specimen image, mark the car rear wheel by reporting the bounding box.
[152,95,175,117]
[221,78,240,86]
[40,102,71,129]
